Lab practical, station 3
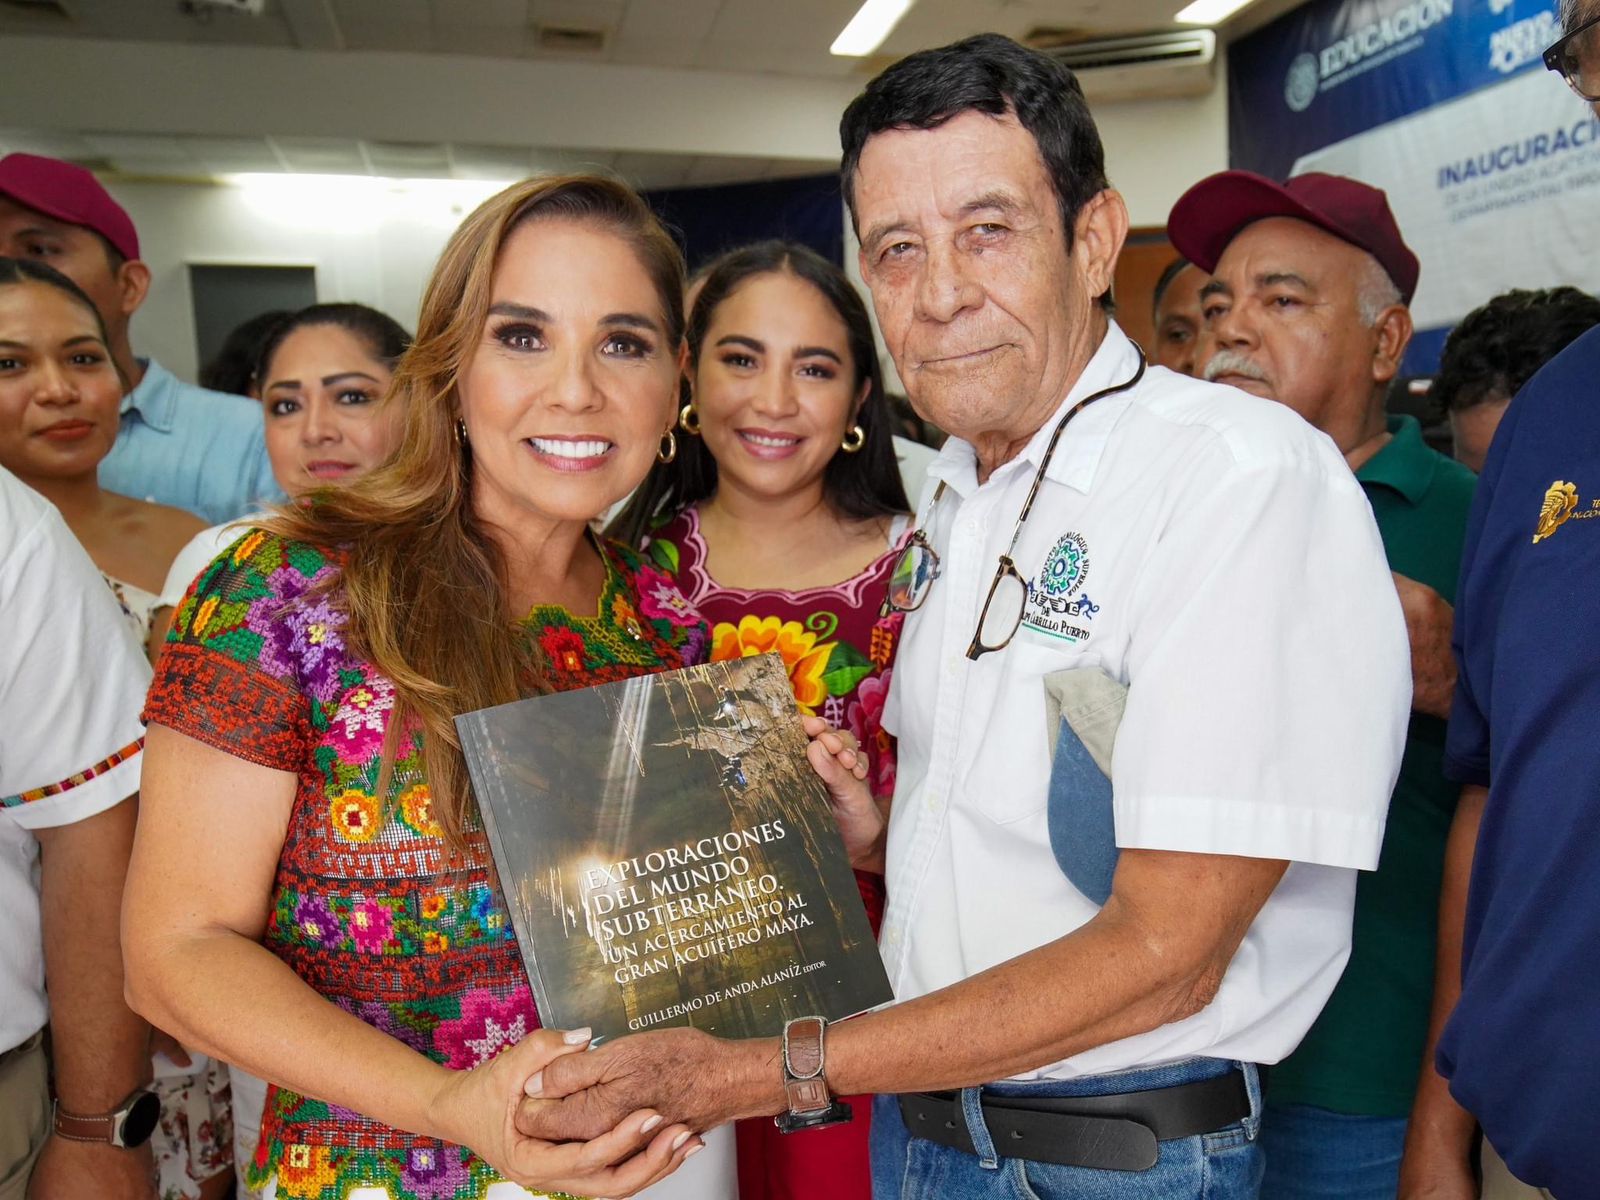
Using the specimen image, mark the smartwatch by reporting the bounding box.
[53,1089,161,1149]
[775,1016,852,1135]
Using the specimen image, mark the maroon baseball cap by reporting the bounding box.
[0,153,139,262]
[1167,170,1418,305]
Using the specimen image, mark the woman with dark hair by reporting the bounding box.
[0,259,241,1197]
[199,308,292,398]
[120,176,744,1200]
[151,303,414,652]
[151,301,416,1196]
[0,257,206,649]
[612,240,910,1200]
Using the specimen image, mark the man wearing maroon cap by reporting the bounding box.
[1167,170,1477,1200]
[0,154,279,525]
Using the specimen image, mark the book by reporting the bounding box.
[456,651,893,1044]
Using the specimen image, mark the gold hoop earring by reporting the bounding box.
[658,429,678,464]
[678,403,701,436]
[841,424,866,454]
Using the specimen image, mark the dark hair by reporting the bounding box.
[840,33,1109,247]
[1151,257,1194,320]
[200,309,292,395]
[253,302,413,390]
[611,240,909,546]
[0,255,113,345]
[1433,287,1600,412]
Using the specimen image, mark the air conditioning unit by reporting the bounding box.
[1039,30,1218,102]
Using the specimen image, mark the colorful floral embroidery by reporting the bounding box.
[649,507,902,797]
[400,783,442,839]
[293,893,339,946]
[328,677,394,765]
[637,563,699,625]
[142,531,703,1200]
[349,899,396,954]
[848,669,896,798]
[539,624,586,672]
[434,988,537,1070]
[329,789,381,843]
[275,1144,337,1197]
[402,1145,471,1199]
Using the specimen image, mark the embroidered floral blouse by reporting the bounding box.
[142,529,708,1200]
[643,507,907,803]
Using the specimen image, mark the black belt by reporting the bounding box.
[897,1067,1253,1172]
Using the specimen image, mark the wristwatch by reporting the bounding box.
[774,1016,852,1134]
[53,1088,161,1148]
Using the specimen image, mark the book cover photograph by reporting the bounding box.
[456,652,893,1045]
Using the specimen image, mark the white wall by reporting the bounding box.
[116,74,1227,383]
[1092,69,1230,229]
[119,177,502,381]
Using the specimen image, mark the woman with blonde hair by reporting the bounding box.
[122,176,725,1200]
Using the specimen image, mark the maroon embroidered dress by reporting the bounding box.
[142,529,707,1200]
[640,506,905,1200]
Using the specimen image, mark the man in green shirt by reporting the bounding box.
[1166,171,1475,1199]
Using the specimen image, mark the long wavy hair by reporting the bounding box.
[265,175,686,849]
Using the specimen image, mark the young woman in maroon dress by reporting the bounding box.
[614,241,912,1200]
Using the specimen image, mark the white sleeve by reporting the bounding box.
[0,481,149,830]
[157,521,253,610]
[1109,443,1408,871]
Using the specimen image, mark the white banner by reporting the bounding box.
[1295,69,1600,333]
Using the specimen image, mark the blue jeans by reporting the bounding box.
[871,1059,1263,1200]
[1258,1101,1408,1200]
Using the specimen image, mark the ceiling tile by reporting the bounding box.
[608,34,701,67]
[682,155,772,186]
[337,0,432,24]
[610,151,691,190]
[530,0,624,26]
[433,0,528,25]
[364,140,453,176]
[765,158,838,179]
[0,129,102,163]
[338,18,436,52]
[616,0,722,42]
[271,135,370,173]
[449,142,538,179]
[707,0,858,45]
[184,136,288,173]
[82,133,195,160]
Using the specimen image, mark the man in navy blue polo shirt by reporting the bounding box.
[1396,7,1600,1196]
[1425,325,1600,1200]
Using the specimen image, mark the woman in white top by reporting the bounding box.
[0,257,204,658]
[0,258,235,1197]
[154,303,413,647]
[151,302,411,1199]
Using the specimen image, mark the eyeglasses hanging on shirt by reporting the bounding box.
[882,348,1147,661]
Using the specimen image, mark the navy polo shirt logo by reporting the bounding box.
[1535,480,1580,543]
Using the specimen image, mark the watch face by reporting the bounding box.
[118,1092,161,1148]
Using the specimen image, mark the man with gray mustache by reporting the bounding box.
[1168,171,1478,1200]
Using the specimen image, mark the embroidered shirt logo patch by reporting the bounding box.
[1534,480,1579,543]
[1023,532,1099,643]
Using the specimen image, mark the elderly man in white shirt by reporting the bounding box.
[517,34,1408,1200]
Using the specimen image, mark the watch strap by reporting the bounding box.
[776,1016,853,1135]
[53,1103,119,1144]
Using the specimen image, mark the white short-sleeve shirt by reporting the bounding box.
[158,518,260,611]
[880,324,1409,1079]
[0,469,150,1053]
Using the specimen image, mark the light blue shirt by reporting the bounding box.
[98,359,283,525]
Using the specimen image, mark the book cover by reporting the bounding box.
[456,652,892,1044]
